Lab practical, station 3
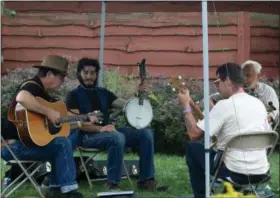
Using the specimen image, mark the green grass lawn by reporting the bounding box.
[1,153,279,198]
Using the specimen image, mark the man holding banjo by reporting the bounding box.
[65,58,167,191]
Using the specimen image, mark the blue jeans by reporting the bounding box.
[1,137,78,193]
[186,142,267,198]
[71,127,155,184]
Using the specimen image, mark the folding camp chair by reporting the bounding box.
[77,147,133,189]
[211,130,279,196]
[1,136,45,198]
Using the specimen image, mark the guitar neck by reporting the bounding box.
[189,98,204,120]
[60,114,88,123]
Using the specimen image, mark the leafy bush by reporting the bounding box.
[1,66,279,154]
[149,78,206,155]
[1,68,37,118]
[1,2,16,17]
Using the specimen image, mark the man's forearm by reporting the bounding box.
[184,113,200,140]
[16,90,51,116]
[78,122,102,132]
[112,98,127,109]
[67,109,102,132]
[183,103,203,140]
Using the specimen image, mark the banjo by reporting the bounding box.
[124,59,153,129]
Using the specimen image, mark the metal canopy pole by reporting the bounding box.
[202,1,210,197]
[98,1,106,87]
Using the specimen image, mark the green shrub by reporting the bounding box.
[149,78,206,155]
[1,67,279,155]
[1,68,37,118]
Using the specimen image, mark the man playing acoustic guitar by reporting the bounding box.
[177,63,271,198]
[65,58,168,191]
[2,55,96,198]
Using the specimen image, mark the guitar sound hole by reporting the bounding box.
[47,120,61,135]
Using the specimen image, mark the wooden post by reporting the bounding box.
[237,12,251,65]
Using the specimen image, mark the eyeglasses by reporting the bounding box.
[213,78,221,87]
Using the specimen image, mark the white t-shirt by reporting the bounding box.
[197,93,271,175]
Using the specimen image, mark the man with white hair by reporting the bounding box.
[241,60,279,128]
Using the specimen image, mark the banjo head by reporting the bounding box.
[124,97,153,129]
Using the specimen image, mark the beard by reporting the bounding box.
[77,74,97,89]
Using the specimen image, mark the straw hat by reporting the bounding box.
[33,55,68,76]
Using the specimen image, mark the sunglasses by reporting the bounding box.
[57,73,66,81]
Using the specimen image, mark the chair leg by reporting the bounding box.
[4,163,44,198]
[78,149,93,189]
[249,185,257,195]
[3,143,45,198]
[2,162,37,195]
[122,160,133,189]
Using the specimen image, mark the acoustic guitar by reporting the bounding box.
[168,76,217,147]
[8,97,102,147]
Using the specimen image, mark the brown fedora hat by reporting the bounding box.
[33,55,68,76]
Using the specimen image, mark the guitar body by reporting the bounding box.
[15,97,70,147]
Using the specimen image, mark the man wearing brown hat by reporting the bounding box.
[1,55,84,198]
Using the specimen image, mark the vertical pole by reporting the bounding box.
[98,1,106,87]
[202,1,210,197]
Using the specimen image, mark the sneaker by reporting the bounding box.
[137,178,168,192]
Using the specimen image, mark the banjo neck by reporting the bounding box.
[138,58,147,106]
[139,90,145,106]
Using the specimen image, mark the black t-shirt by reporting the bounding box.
[2,76,56,140]
[65,87,117,125]
[19,76,55,102]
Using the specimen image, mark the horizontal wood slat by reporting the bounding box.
[2,13,238,27]
[251,27,280,37]
[250,53,279,67]
[2,35,237,53]
[251,37,280,52]
[5,1,280,14]
[2,25,238,37]
[2,49,237,67]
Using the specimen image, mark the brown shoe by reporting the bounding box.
[104,182,121,190]
[137,179,168,192]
